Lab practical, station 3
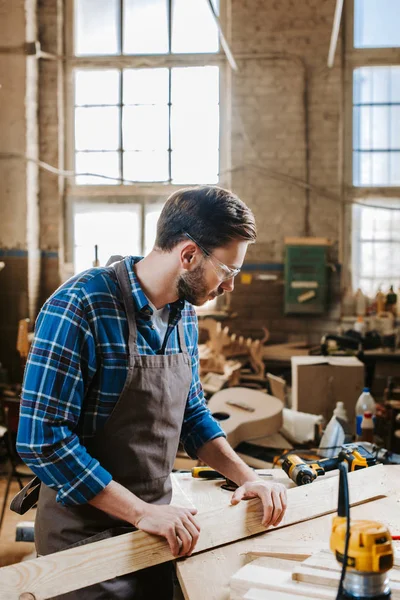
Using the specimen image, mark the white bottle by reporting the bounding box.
[355,388,376,437]
[333,401,348,422]
[353,316,366,336]
[355,288,367,316]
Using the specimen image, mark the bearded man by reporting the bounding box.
[16,185,287,599]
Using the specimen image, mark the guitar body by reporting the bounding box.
[207,387,283,448]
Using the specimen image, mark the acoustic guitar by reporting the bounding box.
[207,387,283,448]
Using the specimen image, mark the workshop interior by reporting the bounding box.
[1,1,400,599]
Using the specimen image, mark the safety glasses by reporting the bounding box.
[184,232,241,282]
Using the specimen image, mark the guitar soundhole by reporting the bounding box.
[212,411,230,421]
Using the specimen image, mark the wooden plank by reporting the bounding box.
[230,559,336,599]
[292,564,400,598]
[177,468,400,600]
[244,541,328,562]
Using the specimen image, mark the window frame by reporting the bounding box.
[64,0,231,197]
[343,0,400,292]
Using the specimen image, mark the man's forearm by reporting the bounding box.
[88,480,146,526]
[196,437,259,487]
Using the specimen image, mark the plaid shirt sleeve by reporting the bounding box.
[16,290,112,506]
[180,308,226,458]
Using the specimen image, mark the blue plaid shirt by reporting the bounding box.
[17,256,225,506]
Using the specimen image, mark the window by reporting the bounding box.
[73,201,164,273]
[348,1,400,296]
[71,0,221,185]
[352,200,400,295]
[353,67,400,186]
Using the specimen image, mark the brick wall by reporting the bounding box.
[225,0,343,343]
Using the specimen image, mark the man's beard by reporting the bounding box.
[177,263,224,305]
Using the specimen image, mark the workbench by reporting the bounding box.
[172,466,400,600]
[1,465,400,599]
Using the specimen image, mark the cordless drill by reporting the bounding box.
[282,444,377,486]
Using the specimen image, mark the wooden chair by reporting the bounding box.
[0,395,32,531]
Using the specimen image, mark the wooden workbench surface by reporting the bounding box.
[172,466,400,600]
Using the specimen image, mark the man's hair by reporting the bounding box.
[155,186,256,252]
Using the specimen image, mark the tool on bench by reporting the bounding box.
[331,461,393,599]
[191,466,272,491]
[282,443,377,486]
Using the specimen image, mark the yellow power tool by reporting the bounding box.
[330,461,393,599]
[282,444,377,486]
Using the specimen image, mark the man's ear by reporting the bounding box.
[180,242,197,271]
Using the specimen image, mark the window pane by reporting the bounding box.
[172,66,220,106]
[371,153,390,186]
[123,69,169,105]
[353,152,371,186]
[172,0,219,53]
[75,0,119,56]
[171,148,219,184]
[123,151,169,182]
[354,0,400,48]
[144,203,164,255]
[171,104,219,150]
[75,70,120,106]
[373,208,392,240]
[75,107,120,151]
[123,106,169,150]
[75,151,120,185]
[123,0,168,54]
[74,204,141,273]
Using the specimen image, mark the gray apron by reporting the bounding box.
[34,259,193,599]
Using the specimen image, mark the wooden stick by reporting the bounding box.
[0,466,389,599]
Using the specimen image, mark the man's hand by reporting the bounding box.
[231,481,287,528]
[134,504,201,557]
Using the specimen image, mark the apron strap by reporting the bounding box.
[113,259,139,354]
[10,476,41,514]
[177,316,189,354]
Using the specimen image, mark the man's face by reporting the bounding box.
[177,239,248,306]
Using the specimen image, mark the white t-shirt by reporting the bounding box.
[148,300,170,343]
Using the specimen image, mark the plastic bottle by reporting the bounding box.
[353,315,366,336]
[318,415,346,458]
[333,401,348,422]
[386,285,397,314]
[355,288,367,316]
[355,387,376,437]
[341,288,356,317]
[396,287,400,317]
[376,289,386,314]
[360,411,374,442]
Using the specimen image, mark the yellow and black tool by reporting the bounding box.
[282,444,377,486]
[191,466,272,491]
[330,461,393,599]
[191,466,225,479]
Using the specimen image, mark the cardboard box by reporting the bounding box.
[291,356,365,429]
